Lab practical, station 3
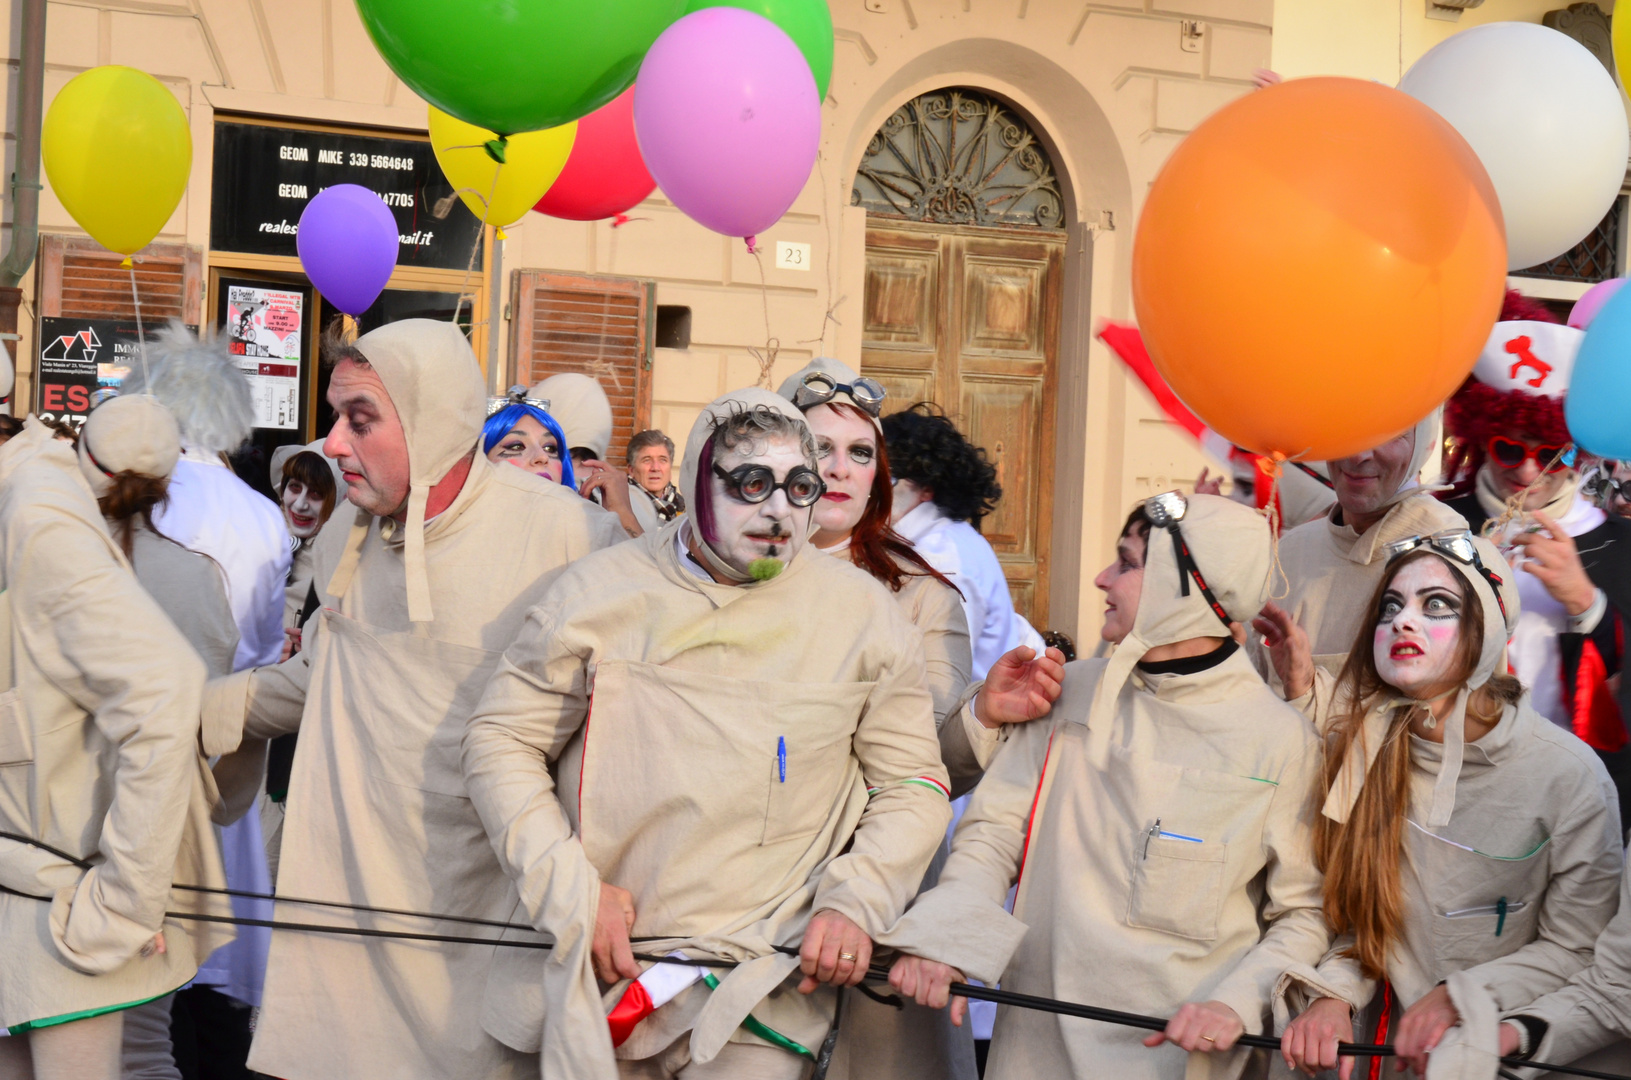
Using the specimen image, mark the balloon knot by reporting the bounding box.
[483,136,508,164]
[1257,450,1287,479]
[744,235,758,254]
[119,256,134,269]
[495,227,507,241]
[611,213,631,228]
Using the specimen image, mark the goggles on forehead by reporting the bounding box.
[712,462,826,508]
[487,385,551,417]
[1383,529,1508,622]
[791,371,887,417]
[1141,491,1232,630]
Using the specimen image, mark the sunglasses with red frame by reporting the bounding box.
[1487,436,1570,474]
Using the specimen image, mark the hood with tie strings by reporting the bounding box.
[1085,493,1271,753]
[677,387,815,584]
[532,372,613,461]
[1321,533,1520,829]
[76,394,181,498]
[325,319,485,623]
[775,357,880,432]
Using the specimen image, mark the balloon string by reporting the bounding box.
[1258,451,1290,600]
[128,261,150,391]
[451,165,502,334]
[748,246,779,389]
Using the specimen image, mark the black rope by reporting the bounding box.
[3,832,1626,1078]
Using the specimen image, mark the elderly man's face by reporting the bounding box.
[324,357,411,517]
[706,435,814,577]
[1329,432,1416,525]
[632,444,672,495]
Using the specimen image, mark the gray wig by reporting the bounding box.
[120,320,255,454]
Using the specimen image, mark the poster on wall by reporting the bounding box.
[226,284,302,430]
[34,317,195,430]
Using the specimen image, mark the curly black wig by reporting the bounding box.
[881,403,1002,527]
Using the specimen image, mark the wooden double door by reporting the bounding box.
[860,220,1064,630]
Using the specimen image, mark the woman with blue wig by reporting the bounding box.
[482,387,574,489]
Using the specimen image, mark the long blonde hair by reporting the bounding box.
[1313,549,1522,978]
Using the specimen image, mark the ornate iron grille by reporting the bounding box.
[851,88,1064,228]
[1516,196,1626,282]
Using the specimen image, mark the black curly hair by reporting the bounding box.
[881,403,1002,527]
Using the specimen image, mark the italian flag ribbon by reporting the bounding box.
[606,959,704,1047]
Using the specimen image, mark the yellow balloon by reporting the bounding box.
[1617,0,1631,96]
[42,66,191,258]
[428,107,576,230]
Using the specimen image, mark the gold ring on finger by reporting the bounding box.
[1202,1034,1217,1043]
[838,951,858,963]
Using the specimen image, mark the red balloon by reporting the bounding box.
[534,87,657,221]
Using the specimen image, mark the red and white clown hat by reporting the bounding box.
[1472,320,1582,399]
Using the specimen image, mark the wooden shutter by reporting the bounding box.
[37,235,203,323]
[509,270,655,466]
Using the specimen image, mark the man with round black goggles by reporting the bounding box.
[712,461,826,507]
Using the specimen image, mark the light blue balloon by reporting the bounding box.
[1568,282,1631,459]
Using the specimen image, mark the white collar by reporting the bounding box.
[894,500,946,543]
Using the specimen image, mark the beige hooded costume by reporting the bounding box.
[198,320,624,1080]
[460,388,953,1079]
[1252,411,1467,725]
[1273,535,1624,1080]
[534,371,614,461]
[878,493,1330,1080]
[0,413,232,1029]
[776,358,979,790]
[777,357,980,1080]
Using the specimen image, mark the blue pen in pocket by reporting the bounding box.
[777,736,787,783]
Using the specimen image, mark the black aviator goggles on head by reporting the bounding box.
[1383,529,1509,622]
[791,372,887,417]
[712,463,826,508]
[1142,491,1233,630]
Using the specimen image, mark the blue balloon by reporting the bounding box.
[1569,282,1631,460]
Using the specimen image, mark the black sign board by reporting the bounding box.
[210,121,484,271]
[36,317,198,430]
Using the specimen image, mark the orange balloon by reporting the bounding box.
[1132,77,1507,462]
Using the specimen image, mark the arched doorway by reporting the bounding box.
[853,87,1066,629]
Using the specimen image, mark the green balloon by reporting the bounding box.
[355,0,687,135]
[684,0,834,99]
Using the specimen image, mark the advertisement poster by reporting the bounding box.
[35,317,186,430]
[226,284,303,430]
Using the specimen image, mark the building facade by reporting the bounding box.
[0,0,1618,644]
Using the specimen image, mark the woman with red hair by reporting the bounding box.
[1441,290,1631,825]
[778,358,1064,1080]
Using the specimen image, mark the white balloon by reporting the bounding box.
[1399,22,1629,271]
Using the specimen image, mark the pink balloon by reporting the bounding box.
[633,8,820,240]
[1570,278,1627,329]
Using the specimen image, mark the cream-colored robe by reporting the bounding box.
[882,493,1331,1080]
[460,520,953,1078]
[201,319,625,1080]
[1251,491,1467,725]
[827,556,980,1080]
[201,459,622,1080]
[0,419,231,1027]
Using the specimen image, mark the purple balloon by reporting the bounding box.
[296,184,399,317]
[1569,277,1627,330]
[633,8,821,240]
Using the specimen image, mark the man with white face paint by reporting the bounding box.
[461,388,953,1080]
[1251,408,1466,726]
[195,320,625,1080]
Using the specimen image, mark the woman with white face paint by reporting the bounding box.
[778,360,1065,799]
[1277,534,1624,1079]
[778,361,1064,1080]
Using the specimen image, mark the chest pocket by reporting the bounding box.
[1413,821,1552,977]
[578,661,873,868]
[321,610,501,799]
[1115,746,1279,943]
